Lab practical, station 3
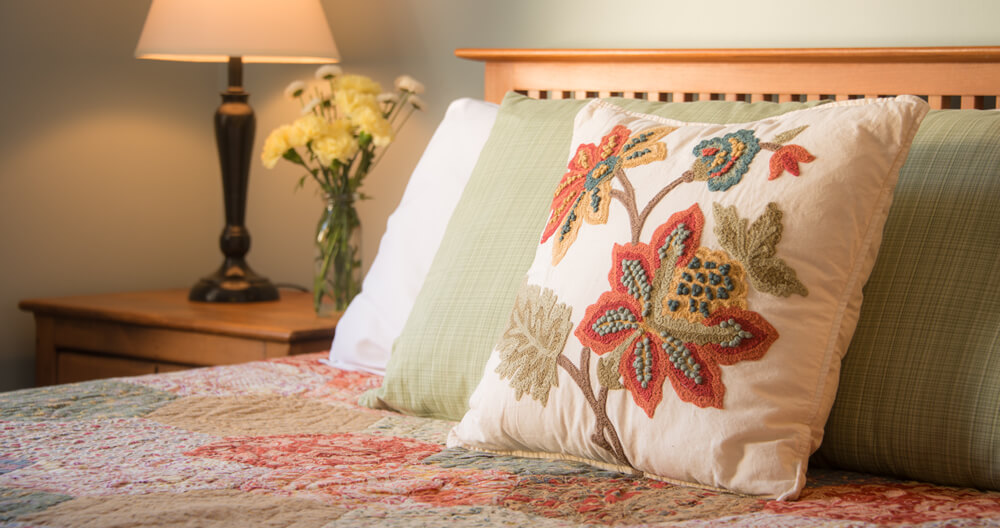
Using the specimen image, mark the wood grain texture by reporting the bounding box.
[20,290,339,342]
[20,290,340,386]
[457,47,1000,109]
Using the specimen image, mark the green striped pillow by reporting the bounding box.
[360,93,821,420]
[814,109,1000,490]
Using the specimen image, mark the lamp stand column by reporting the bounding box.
[189,56,279,302]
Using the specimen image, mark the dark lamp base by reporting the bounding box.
[189,259,279,303]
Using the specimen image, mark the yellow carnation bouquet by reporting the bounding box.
[262,66,424,314]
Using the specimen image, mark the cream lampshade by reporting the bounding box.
[136,0,339,64]
[135,0,339,303]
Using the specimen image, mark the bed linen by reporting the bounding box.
[2,354,999,527]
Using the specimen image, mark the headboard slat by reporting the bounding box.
[459,47,1000,110]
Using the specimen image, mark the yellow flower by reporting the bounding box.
[261,125,292,169]
[351,106,394,147]
[312,119,359,167]
[335,90,379,117]
[333,74,381,95]
[291,114,329,146]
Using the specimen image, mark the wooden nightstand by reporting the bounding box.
[19,289,341,386]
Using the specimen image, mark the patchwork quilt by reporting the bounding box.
[1,354,998,527]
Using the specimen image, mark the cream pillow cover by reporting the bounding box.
[449,97,928,499]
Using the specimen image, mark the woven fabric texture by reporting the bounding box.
[815,109,1000,491]
[361,93,824,420]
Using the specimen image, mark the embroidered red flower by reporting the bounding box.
[768,144,816,180]
[575,204,778,415]
[541,125,673,264]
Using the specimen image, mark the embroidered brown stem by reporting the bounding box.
[557,349,634,471]
[613,169,693,246]
[633,173,691,244]
[760,142,781,151]
[610,168,640,239]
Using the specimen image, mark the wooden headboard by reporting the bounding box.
[455,47,1000,110]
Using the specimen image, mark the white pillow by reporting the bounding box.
[325,98,499,375]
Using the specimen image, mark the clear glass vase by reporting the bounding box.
[313,192,361,315]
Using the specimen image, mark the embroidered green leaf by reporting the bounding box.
[712,202,808,298]
[495,283,574,405]
[772,125,809,145]
[597,332,639,390]
[652,317,745,347]
[649,228,688,314]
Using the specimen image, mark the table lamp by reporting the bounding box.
[135,0,340,302]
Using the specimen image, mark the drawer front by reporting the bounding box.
[57,351,158,384]
[51,318,281,366]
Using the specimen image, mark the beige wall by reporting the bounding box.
[1,0,997,391]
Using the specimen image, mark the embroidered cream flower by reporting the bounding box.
[334,74,382,95]
[394,74,424,94]
[284,81,307,100]
[314,64,343,81]
[351,106,394,147]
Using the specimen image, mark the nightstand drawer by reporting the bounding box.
[21,290,340,386]
[56,351,182,384]
[51,317,273,367]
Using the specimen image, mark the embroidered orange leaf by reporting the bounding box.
[768,144,815,180]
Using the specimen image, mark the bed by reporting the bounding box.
[3,47,999,527]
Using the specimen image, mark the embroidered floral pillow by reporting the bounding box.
[449,97,928,500]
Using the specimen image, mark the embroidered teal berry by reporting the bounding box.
[704,261,717,269]
[718,264,731,276]
[593,308,638,336]
[662,339,703,385]
[699,301,710,318]
[666,300,680,312]
[677,283,691,295]
[625,148,652,161]
[706,288,715,300]
[591,191,603,212]
[633,336,655,388]
[709,272,721,285]
[682,272,693,282]
[688,257,702,269]
[717,287,729,299]
[689,298,698,313]
[696,272,707,283]
[692,284,703,297]
[659,224,692,260]
[724,277,734,291]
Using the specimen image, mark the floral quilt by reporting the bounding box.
[1,353,998,527]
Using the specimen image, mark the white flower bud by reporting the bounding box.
[301,97,321,115]
[394,75,425,94]
[284,80,307,100]
[315,64,343,81]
